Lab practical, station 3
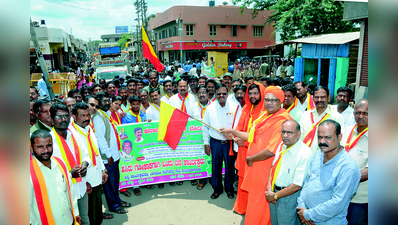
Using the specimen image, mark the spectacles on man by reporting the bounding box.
[89,103,99,109]
[54,114,70,120]
[216,93,227,96]
[264,98,279,103]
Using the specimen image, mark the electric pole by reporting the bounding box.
[30,17,55,100]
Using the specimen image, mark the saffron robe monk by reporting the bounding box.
[220,86,292,225]
[232,82,266,215]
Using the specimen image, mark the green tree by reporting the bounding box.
[232,0,355,42]
[117,33,132,50]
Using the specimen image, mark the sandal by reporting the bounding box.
[120,190,131,197]
[190,180,198,186]
[110,206,128,214]
[133,188,142,196]
[103,212,114,219]
[120,201,131,208]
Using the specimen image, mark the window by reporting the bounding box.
[241,25,247,29]
[186,24,194,36]
[253,26,263,37]
[161,30,165,39]
[166,29,169,38]
[231,25,237,37]
[220,25,226,28]
[209,25,217,36]
[174,26,178,36]
[115,38,120,41]
[169,28,173,37]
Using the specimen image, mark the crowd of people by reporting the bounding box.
[30,60,368,225]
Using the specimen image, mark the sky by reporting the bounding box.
[30,0,236,42]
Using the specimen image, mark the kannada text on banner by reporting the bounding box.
[117,120,212,189]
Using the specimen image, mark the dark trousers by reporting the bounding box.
[347,202,368,225]
[103,159,122,211]
[210,138,235,193]
[88,185,103,225]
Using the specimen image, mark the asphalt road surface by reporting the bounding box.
[102,180,244,225]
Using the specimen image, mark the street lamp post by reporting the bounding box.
[177,16,183,63]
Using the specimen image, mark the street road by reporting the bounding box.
[102,180,244,224]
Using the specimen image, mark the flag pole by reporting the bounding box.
[189,115,238,142]
[189,115,220,132]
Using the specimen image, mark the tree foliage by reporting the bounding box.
[117,33,132,50]
[232,0,355,42]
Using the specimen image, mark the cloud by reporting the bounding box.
[30,0,237,41]
[31,4,46,11]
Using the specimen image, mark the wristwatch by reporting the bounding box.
[274,193,279,200]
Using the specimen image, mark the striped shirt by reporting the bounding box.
[272,141,312,187]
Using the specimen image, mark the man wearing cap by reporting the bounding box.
[143,71,165,103]
[222,73,233,96]
[220,86,292,224]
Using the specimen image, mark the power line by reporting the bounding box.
[43,0,135,14]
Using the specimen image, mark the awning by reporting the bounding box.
[261,43,284,49]
[283,32,360,45]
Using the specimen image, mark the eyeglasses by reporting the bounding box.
[149,77,157,80]
[280,130,294,136]
[264,98,279,103]
[216,93,227,96]
[55,114,70,120]
[102,100,110,104]
[89,103,99,109]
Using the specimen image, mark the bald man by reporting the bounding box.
[64,97,76,114]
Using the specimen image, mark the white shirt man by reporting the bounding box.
[169,93,197,116]
[50,129,91,199]
[188,101,211,120]
[160,95,172,105]
[203,100,241,145]
[331,105,356,127]
[189,66,197,76]
[227,93,239,105]
[30,157,80,225]
[92,111,120,164]
[69,123,105,195]
[146,103,161,122]
[299,106,344,154]
[285,64,294,76]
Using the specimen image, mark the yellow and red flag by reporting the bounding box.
[142,25,164,72]
[158,101,190,150]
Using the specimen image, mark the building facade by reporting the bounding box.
[30,22,88,72]
[148,5,276,63]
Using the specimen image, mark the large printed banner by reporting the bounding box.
[117,120,211,189]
